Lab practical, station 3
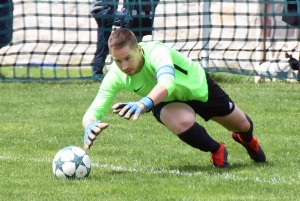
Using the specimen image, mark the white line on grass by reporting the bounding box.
[0,155,295,185]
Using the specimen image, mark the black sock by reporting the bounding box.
[236,114,253,143]
[178,122,220,153]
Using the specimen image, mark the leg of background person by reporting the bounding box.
[90,0,120,78]
[92,20,112,77]
[0,0,13,49]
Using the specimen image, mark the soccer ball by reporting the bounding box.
[52,146,91,179]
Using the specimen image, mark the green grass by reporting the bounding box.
[0,66,93,81]
[0,74,300,201]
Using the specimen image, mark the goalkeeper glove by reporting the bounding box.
[112,97,154,120]
[83,121,109,150]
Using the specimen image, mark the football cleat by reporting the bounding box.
[211,144,229,168]
[231,132,266,162]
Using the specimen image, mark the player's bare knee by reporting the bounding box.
[173,121,195,135]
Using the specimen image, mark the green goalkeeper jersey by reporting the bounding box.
[83,41,208,121]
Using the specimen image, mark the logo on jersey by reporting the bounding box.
[134,85,144,92]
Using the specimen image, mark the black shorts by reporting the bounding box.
[152,73,236,123]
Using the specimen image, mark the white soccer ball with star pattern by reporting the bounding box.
[52,146,91,179]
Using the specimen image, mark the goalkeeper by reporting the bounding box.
[82,28,266,168]
[0,0,13,48]
[90,0,159,80]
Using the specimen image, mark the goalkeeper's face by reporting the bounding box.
[111,44,144,76]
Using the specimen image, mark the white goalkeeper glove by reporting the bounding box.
[83,121,109,150]
[112,97,154,121]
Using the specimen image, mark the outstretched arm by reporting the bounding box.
[82,70,123,149]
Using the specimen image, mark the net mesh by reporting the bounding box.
[0,0,299,82]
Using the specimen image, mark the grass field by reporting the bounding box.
[0,66,94,81]
[0,74,300,201]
